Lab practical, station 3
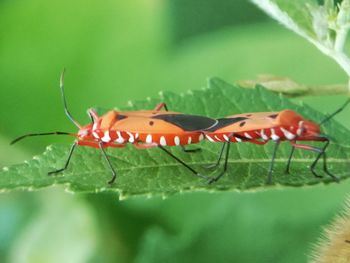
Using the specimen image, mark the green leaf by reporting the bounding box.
[251,0,350,78]
[251,0,319,39]
[1,78,350,198]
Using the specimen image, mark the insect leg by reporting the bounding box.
[98,142,117,184]
[153,102,168,111]
[267,140,280,184]
[204,142,226,169]
[208,142,231,184]
[319,146,338,181]
[285,145,296,174]
[48,142,77,175]
[310,139,338,181]
[289,140,338,181]
[158,145,208,179]
[11,131,72,145]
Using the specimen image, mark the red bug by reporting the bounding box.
[203,102,350,184]
[11,70,218,184]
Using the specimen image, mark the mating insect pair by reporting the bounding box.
[12,71,350,184]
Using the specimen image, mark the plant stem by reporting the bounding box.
[334,27,349,52]
[239,76,349,97]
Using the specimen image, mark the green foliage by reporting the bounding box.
[251,0,350,78]
[1,1,350,262]
[2,78,350,197]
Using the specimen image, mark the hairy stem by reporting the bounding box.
[239,75,349,97]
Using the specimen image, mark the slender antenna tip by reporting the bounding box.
[60,68,66,87]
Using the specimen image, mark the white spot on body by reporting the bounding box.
[214,135,221,141]
[260,129,268,140]
[101,131,111,142]
[223,134,230,141]
[174,136,180,146]
[127,132,134,143]
[92,122,98,131]
[297,128,303,136]
[280,127,296,140]
[160,136,167,146]
[92,131,100,139]
[297,121,304,136]
[115,131,125,144]
[205,135,215,142]
[244,132,252,139]
[134,133,139,139]
[234,136,242,142]
[188,136,192,144]
[199,134,204,141]
[270,128,280,141]
[146,134,153,144]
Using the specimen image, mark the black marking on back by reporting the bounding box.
[269,114,278,119]
[116,115,127,120]
[239,121,246,127]
[152,114,217,131]
[206,117,248,132]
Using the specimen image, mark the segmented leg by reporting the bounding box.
[153,102,168,111]
[208,142,231,184]
[48,142,77,175]
[285,145,295,174]
[267,140,280,184]
[289,139,338,181]
[158,145,207,179]
[98,142,118,184]
[205,142,227,169]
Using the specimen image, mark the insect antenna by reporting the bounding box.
[319,98,350,125]
[60,69,82,129]
[10,131,76,145]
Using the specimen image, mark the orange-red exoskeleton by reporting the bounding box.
[203,104,350,184]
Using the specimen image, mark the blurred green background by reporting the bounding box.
[1,0,350,262]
